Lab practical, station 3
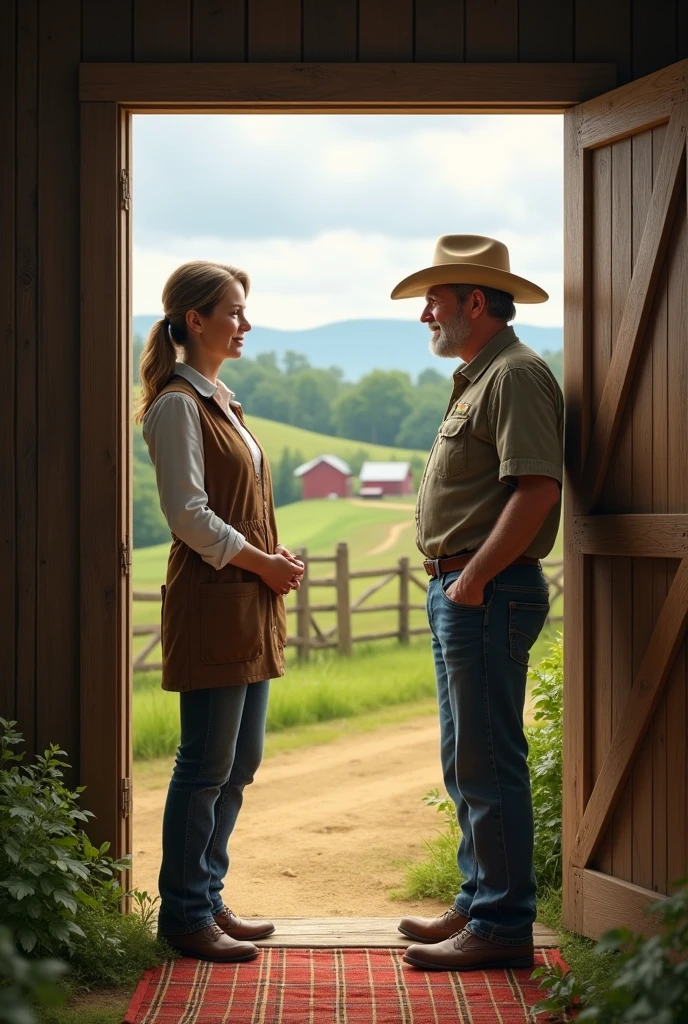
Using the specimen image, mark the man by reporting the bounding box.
[392,235,563,972]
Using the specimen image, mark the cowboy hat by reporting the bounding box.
[390,234,548,303]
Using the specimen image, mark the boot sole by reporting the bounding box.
[398,926,457,944]
[402,953,534,971]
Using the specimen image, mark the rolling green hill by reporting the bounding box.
[241,414,426,466]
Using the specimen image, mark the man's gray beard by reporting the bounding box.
[429,308,472,358]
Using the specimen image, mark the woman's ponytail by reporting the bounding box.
[134,318,177,424]
[132,260,250,425]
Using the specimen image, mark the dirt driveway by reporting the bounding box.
[132,714,450,919]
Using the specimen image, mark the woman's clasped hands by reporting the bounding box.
[260,544,305,595]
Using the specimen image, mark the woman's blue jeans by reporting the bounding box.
[157,680,270,936]
[427,564,549,945]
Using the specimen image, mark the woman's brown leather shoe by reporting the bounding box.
[160,923,259,962]
[214,906,275,941]
[398,906,469,943]
[403,927,534,971]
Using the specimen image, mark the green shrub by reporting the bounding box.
[532,882,688,1022]
[0,926,68,1024]
[528,634,563,892]
[0,720,170,992]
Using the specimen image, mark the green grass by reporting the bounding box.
[243,413,426,467]
[133,639,439,760]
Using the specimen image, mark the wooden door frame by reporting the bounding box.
[78,60,615,874]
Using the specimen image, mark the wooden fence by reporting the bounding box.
[133,544,563,671]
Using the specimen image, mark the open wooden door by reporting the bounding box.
[563,59,688,939]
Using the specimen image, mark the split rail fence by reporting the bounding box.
[133,543,564,671]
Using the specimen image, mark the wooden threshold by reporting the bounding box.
[256,918,559,948]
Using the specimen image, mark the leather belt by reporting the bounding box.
[423,553,539,578]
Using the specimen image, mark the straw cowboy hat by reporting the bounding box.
[390,234,548,303]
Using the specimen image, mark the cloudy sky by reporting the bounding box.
[132,114,563,329]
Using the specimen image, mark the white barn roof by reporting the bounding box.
[294,454,352,478]
[359,461,411,483]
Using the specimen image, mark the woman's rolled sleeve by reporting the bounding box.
[142,393,246,570]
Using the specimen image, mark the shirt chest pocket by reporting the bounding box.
[436,415,469,479]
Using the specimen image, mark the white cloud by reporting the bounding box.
[132,113,563,328]
[133,228,562,328]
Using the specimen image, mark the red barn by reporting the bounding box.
[359,461,413,496]
[294,455,352,500]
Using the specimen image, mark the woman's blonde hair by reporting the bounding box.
[134,260,250,424]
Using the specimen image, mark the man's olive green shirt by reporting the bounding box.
[415,326,564,561]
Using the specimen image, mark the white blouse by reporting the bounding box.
[142,362,263,571]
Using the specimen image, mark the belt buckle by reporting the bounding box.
[431,558,442,579]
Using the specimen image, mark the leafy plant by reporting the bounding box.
[392,787,462,902]
[527,635,564,892]
[0,927,68,1024]
[0,719,131,956]
[532,882,688,1023]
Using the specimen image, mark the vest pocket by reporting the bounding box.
[199,582,264,665]
[436,415,469,478]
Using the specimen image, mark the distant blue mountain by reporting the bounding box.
[132,316,562,381]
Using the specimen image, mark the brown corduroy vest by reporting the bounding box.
[156,376,287,692]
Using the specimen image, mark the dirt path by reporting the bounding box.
[132,716,450,919]
[367,520,412,556]
[347,499,416,512]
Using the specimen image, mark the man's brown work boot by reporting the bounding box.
[403,927,534,971]
[398,906,469,943]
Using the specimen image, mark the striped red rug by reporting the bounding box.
[124,948,567,1023]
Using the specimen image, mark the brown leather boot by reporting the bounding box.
[214,906,275,941]
[403,927,534,971]
[398,906,469,943]
[160,923,259,962]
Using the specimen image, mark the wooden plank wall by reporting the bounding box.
[1,0,687,778]
[588,119,688,894]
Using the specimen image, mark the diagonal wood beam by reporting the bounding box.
[581,110,687,512]
[571,557,688,869]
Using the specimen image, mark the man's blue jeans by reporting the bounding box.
[427,564,549,945]
[157,680,270,936]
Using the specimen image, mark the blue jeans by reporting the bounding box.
[157,680,270,935]
[427,564,549,945]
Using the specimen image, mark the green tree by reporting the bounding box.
[332,370,413,445]
[396,395,444,450]
[289,370,333,434]
[250,379,292,422]
[271,448,304,507]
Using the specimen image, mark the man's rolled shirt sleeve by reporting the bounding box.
[488,367,563,486]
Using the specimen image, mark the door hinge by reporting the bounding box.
[120,169,131,211]
[121,541,132,576]
[121,777,132,819]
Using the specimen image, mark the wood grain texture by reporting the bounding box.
[562,104,591,931]
[15,0,38,749]
[0,0,16,719]
[582,112,686,512]
[303,0,356,61]
[632,0,678,80]
[573,558,688,868]
[465,0,517,61]
[580,869,666,939]
[248,0,302,60]
[572,515,688,557]
[36,0,81,765]
[257,918,559,948]
[78,61,617,108]
[575,0,632,85]
[518,0,573,62]
[135,0,191,61]
[80,101,127,856]
[576,60,687,150]
[82,0,133,61]
[192,0,246,62]
[358,0,413,61]
[414,0,464,62]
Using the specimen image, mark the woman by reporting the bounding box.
[135,261,304,962]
